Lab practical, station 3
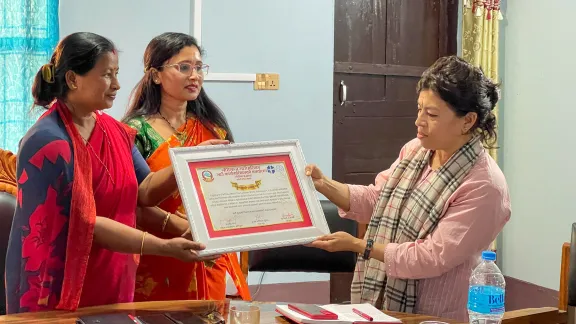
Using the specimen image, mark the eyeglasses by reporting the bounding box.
[160,62,209,77]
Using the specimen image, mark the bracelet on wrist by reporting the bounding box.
[362,239,374,260]
[140,231,148,256]
[161,211,171,232]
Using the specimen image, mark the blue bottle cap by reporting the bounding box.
[482,250,496,261]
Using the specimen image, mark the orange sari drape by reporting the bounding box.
[134,118,250,302]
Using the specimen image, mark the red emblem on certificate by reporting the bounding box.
[201,170,214,182]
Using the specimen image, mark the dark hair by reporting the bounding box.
[417,55,499,148]
[31,32,117,108]
[122,32,234,142]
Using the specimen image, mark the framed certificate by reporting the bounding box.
[169,140,330,256]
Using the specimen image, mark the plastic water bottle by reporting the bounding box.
[467,251,506,324]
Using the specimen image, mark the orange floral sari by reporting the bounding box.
[128,116,250,301]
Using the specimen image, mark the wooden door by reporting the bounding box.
[332,0,459,239]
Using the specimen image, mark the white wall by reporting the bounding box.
[59,0,334,286]
[500,0,576,290]
[59,0,191,118]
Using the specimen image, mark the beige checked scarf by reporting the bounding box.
[350,135,483,313]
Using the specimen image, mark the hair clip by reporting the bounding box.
[41,63,55,83]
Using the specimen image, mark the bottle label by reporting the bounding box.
[467,285,505,314]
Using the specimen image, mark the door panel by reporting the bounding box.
[334,0,387,64]
[386,0,441,66]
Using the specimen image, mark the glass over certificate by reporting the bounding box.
[191,155,312,238]
[169,140,330,256]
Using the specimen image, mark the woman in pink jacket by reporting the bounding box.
[306,56,511,321]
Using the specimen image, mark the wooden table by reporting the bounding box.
[0,300,463,324]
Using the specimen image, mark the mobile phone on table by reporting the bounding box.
[288,303,339,320]
[137,314,177,324]
[164,311,205,324]
[76,313,136,324]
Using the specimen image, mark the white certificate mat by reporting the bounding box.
[169,140,330,256]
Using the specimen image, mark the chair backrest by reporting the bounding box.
[560,242,571,311]
[559,223,576,323]
[0,191,17,315]
[0,148,16,314]
[248,200,357,273]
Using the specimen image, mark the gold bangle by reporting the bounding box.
[140,231,148,256]
[161,211,171,232]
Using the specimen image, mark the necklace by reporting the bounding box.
[158,111,188,144]
[78,115,116,186]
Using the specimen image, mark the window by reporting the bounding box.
[0,0,59,152]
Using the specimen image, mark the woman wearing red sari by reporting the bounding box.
[123,32,250,301]
[5,32,218,314]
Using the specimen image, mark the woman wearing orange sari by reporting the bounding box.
[122,32,250,301]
